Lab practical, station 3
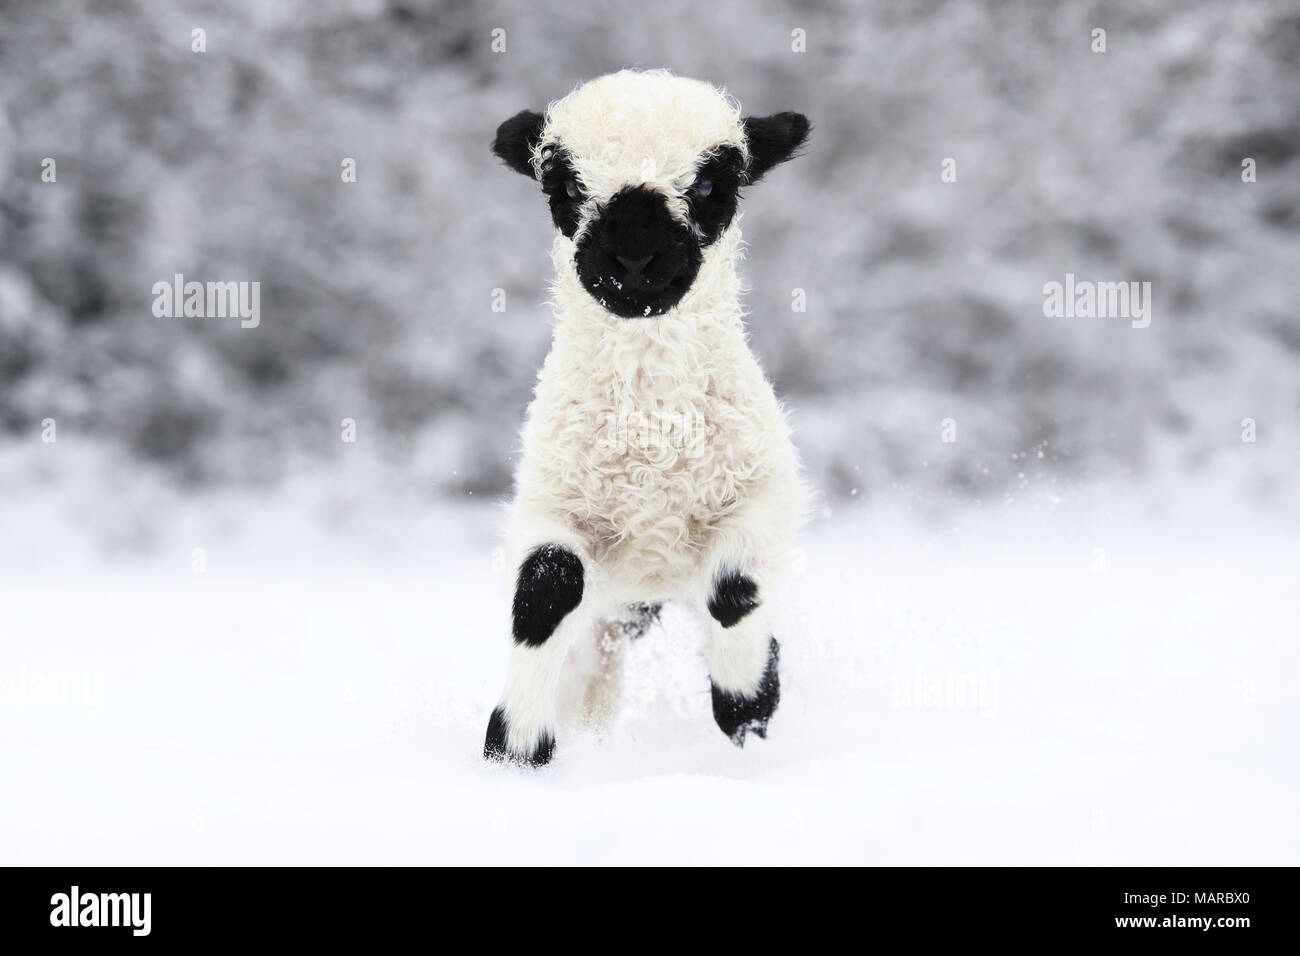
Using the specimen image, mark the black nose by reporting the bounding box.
[616,254,653,276]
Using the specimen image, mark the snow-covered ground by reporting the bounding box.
[2,472,1297,865]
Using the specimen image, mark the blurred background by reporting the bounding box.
[3,0,1297,526]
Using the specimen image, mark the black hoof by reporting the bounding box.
[711,638,780,746]
[483,707,555,766]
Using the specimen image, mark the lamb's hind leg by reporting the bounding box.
[705,567,781,746]
[484,543,587,766]
[560,603,662,736]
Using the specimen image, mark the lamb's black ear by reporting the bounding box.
[742,112,810,184]
[492,109,545,177]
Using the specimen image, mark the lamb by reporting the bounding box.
[485,69,810,765]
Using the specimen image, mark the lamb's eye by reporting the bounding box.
[694,178,713,198]
[565,180,579,199]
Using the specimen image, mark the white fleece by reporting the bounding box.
[510,221,802,596]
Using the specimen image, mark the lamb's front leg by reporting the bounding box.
[484,544,586,766]
[705,567,781,746]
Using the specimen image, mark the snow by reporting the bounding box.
[3,470,1296,865]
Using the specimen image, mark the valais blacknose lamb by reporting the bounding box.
[485,69,810,765]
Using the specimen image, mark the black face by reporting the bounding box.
[492,108,810,321]
[565,146,745,319]
[575,186,701,318]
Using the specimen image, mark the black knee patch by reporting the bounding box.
[708,568,760,628]
[711,637,780,746]
[512,544,583,646]
[483,707,555,767]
